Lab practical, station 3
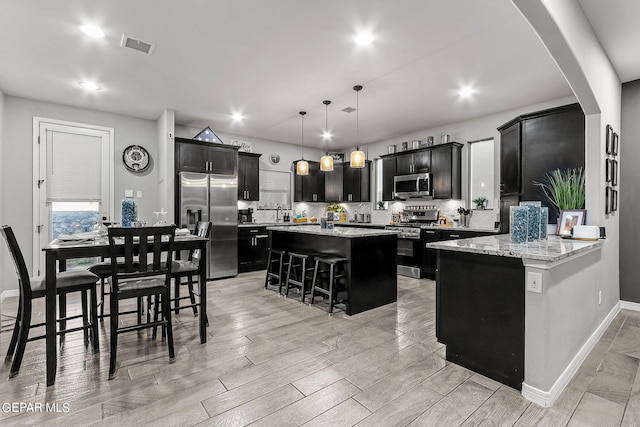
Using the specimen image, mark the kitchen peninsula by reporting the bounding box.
[428,234,606,406]
[268,226,398,315]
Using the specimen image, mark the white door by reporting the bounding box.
[33,118,114,275]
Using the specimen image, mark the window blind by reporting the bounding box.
[46,130,103,202]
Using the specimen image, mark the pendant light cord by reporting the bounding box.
[354,85,363,149]
[323,100,331,154]
[299,111,306,159]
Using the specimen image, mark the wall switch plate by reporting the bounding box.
[527,272,543,293]
[125,189,134,198]
[136,190,143,198]
[599,290,602,305]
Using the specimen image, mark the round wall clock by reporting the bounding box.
[122,145,150,172]
[269,153,281,165]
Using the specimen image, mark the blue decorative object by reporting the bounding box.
[540,207,549,240]
[121,199,137,227]
[510,206,528,243]
[525,205,541,241]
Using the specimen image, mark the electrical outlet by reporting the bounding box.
[527,272,543,294]
[599,290,602,305]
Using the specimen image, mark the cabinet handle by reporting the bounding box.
[450,234,460,238]
[425,231,436,234]
[247,190,250,199]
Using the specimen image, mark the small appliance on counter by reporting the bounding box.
[238,208,253,224]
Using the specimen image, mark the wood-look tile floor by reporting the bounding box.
[0,271,639,426]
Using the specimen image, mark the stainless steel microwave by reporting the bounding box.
[394,173,433,199]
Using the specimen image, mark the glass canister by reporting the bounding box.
[121,198,137,227]
[540,207,549,239]
[510,206,528,243]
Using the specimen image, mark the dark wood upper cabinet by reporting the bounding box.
[343,161,371,202]
[396,151,431,175]
[499,122,521,196]
[382,157,396,201]
[498,103,585,225]
[324,163,344,202]
[238,152,261,201]
[293,161,325,202]
[431,143,462,199]
[175,137,238,175]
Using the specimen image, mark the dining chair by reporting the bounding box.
[89,257,143,324]
[171,221,211,316]
[106,225,176,379]
[1,225,100,378]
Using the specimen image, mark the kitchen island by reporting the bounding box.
[428,234,608,406]
[268,225,398,315]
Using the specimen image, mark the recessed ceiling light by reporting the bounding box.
[322,131,332,140]
[79,81,101,91]
[232,112,244,122]
[80,24,105,38]
[355,32,374,45]
[458,86,476,98]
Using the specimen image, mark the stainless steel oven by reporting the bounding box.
[386,225,422,278]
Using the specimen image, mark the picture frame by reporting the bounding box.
[605,124,613,155]
[613,132,619,156]
[556,209,587,236]
[612,159,618,186]
[605,186,612,215]
[605,159,613,182]
[329,152,344,162]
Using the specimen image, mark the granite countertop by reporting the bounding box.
[426,234,604,262]
[267,225,398,238]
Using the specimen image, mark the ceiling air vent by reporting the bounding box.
[342,107,356,113]
[120,34,154,54]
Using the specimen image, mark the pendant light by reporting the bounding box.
[296,111,309,175]
[320,100,334,172]
[350,85,366,168]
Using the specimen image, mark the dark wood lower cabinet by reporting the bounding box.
[436,250,525,390]
[238,226,268,272]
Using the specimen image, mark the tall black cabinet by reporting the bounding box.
[498,103,585,230]
[238,152,261,201]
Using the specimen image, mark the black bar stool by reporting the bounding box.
[284,252,317,303]
[264,248,287,294]
[309,255,348,314]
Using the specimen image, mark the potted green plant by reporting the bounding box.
[377,201,386,210]
[534,167,585,216]
[473,196,488,210]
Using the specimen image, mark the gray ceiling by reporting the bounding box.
[0,0,636,149]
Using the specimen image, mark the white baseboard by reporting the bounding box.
[0,289,19,302]
[522,301,621,407]
[620,300,640,312]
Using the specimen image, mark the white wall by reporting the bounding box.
[512,0,622,403]
[1,96,161,293]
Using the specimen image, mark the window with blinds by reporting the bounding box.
[46,131,104,202]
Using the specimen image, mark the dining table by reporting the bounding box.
[42,233,209,386]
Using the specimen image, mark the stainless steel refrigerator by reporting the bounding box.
[178,171,238,279]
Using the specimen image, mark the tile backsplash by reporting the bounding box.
[240,199,498,229]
